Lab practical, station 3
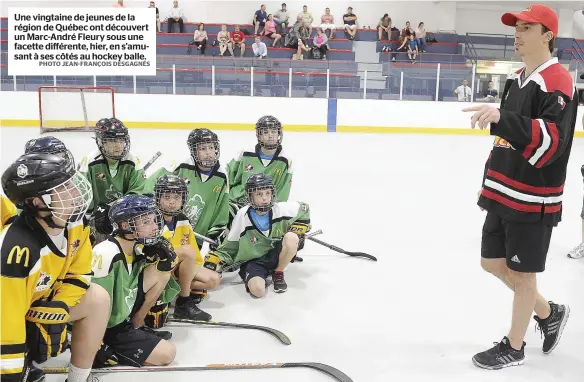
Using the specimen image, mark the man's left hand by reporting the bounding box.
[463,104,501,130]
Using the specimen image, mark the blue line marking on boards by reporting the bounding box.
[327,99,337,132]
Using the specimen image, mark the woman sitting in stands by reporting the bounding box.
[192,23,208,55]
[313,28,328,60]
[264,14,282,47]
[217,24,231,56]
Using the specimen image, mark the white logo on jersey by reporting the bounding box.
[125,287,138,311]
[184,194,205,224]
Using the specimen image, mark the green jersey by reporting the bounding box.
[91,238,180,328]
[214,201,310,266]
[227,145,293,205]
[79,149,147,213]
[146,156,229,239]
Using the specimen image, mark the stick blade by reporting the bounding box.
[282,362,354,382]
[167,318,292,345]
[346,252,378,261]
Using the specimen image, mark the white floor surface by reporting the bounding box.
[2,127,584,382]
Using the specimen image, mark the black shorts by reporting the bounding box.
[265,32,274,38]
[238,240,282,291]
[481,212,553,273]
[103,270,161,366]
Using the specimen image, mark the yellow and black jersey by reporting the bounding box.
[0,195,18,231]
[161,213,203,265]
[0,212,93,379]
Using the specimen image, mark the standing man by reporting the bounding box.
[463,5,577,370]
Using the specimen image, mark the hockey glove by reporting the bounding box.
[93,342,120,369]
[25,300,70,363]
[93,203,113,235]
[190,289,208,304]
[143,237,178,273]
[288,222,310,251]
[204,252,223,273]
[207,229,227,251]
[145,299,169,329]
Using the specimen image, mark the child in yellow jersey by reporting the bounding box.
[147,174,220,323]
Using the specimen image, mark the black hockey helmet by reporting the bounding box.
[255,115,283,150]
[187,128,220,168]
[1,153,92,227]
[245,173,275,212]
[154,174,188,217]
[95,117,130,160]
[24,136,74,164]
[109,194,163,245]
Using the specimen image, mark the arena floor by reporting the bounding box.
[2,127,584,382]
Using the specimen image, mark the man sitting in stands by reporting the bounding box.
[320,8,335,39]
[229,25,246,57]
[167,0,184,33]
[343,7,358,40]
[252,36,268,58]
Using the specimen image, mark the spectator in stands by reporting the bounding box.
[320,8,335,39]
[402,21,414,38]
[192,23,208,55]
[343,7,358,40]
[252,36,268,58]
[377,14,391,41]
[407,35,419,63]
[299,5,314,31]
[167,0,184,33]
[483,80,498,102]
[391,36,408,61]
[454,79,472,102]
[313,27,328,60]
[288,15,310,46]
[114,0,125,7]
[416,22,426,52]
[274,3,290,33]
[149,1,160,32]
[264,14,282,46]
[229,25,246,57]
[293,38,311,60]
[217,24,231,56]
[254,4,268,35]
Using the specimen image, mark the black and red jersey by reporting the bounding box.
[479,57,578,226]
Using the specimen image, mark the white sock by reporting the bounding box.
[67,364,90,382]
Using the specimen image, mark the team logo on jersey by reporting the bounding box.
[557,96,566,110]
[183,177,190,185]
[35,271,52,292]
[96,172,106,181]
[184,194,205,224]
[493,136,514,150]
[250,235,258,244]
[300,203,308,212]
[69,239,81,257]
[105,184,123,203]
[181,233,189,246]
[213,185,222,193]
[244,164,253,172]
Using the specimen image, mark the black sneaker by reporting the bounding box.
[472,337,525,370]
[65,375,100,382]
[140,325,172,340]
[534,302,570,354]
[174,296,212,321]
[273,271,287,293]
[26,364,45,382]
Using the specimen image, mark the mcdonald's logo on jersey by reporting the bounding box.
[7,246,30,267]
[213,185,222,193]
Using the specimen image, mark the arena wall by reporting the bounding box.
[1,91,583,136]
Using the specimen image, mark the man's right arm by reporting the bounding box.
[0,230,40,381]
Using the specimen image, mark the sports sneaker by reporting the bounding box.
[273,271,287,293]
[173,296,212,322]
[567,243,584,259]
[472,337,525,370]
[26,364,45,382]
[65,375,100,382]
[534,302,570,354]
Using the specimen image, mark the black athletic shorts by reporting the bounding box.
[481,212,553,273]
[103,270,162,366]
[239,240,282,291]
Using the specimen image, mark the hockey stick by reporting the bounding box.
[143,151,162,172]
[167,318,291,345]
[41,362,353,381]
[196,229,323,248]
[307,236,377,261]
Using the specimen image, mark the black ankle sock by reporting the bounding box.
[176,296,190,306]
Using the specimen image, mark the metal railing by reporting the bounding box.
[465,33,516,61]
[464,34,479,65]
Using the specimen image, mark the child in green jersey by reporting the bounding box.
[79,118,147,245]
[227,115,293,210]
[147,129,229,249]
[91,195,179,368]
[205,174,310,297]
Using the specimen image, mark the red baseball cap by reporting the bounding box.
[501,4,558,37]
